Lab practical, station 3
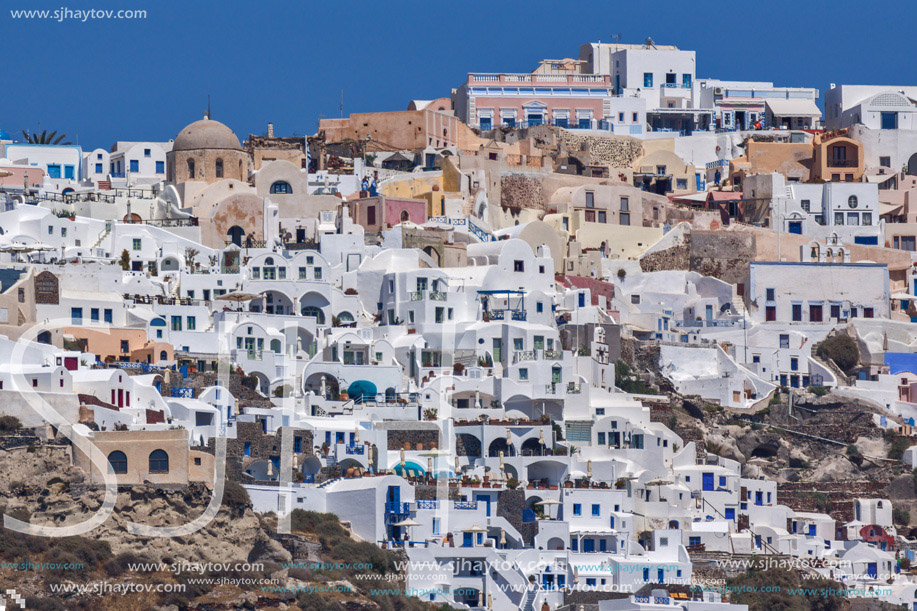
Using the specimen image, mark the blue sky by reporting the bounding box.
[5,0,917,150]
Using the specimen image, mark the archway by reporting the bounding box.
[521,437,544,456]
[227,226,245,247]
[488,437,512,457]
[348,380,378,403]
[908,153,917,176]
[456,433,481,457]
[244,459,276,481]
[304,372,340,399]
[36,331,52,344]
[422,245,441,267]
[123,213,142,223]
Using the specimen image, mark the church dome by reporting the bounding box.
[172,118,241,152]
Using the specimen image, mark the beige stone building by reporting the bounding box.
[167,117,252,186]
[73,428,214,486]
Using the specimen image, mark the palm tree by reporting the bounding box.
[21,130,71,145]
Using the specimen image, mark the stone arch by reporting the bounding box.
[456,433,481,457]
[227,225,245,247]
[423,245,441,267]
[488,437,512,457]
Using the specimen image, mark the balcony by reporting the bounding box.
[468,73,609,85]
[827,159,857,168]
[543,349,563,360]
[514,350,536,363]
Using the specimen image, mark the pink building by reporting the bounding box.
[452,73,613,130]
[347,196,427,233]
[0,163,46,188]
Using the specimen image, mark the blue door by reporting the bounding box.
[482,496,491,517]
[583,538,595,552]
[642,568,649,581]
[725,508,735,520]
[702,473,714,491]
[788,221,802,235]
[867,562,878,578]
[658,568,664,583]
[463,532,473,547]
[808,524,816,536]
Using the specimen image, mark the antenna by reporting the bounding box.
[340,90,344,118]
[612,33,622,44]
[207,94,212,119]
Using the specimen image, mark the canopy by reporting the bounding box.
[393,461,425,475]
[765,99,821,118]
[216,291,260,302]
[348,380,377,402]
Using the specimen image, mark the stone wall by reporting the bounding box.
[639,242,690,273]
[689,230,755,285]
[555,130,644,169]
[500,174,545,211]
[386,429,440,451]
[496,489,536,547]
[204,422,313,481]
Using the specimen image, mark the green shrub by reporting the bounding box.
[887,434,911,461]
[894,507,910,525]
[788,457,809,469]
[846,444,863,466]
[0,415,21,434]
[222,479,251,513]
[815,334,859,372]
[807,385,829,396]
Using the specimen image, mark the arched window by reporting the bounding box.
[400,209,410,223]
[270,181,293,194]
[215,158,224,179]
[159,350,168,361]
[848,195,858,208]
[149,449,169,473]
[302,306,326,325]
[108,451,127,474]
[270,339,282,353]
[187,158,195,178]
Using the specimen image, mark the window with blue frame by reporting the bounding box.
[689,536,701,547]
[571,538,578,551]
[95,163,103,173]
[719,476,726,487]
[156,161,165,174]
[555,117,568,128]
[592,504,600,516]
[293,437,301,453]
[578,118,591,129]
[104,309,113,323]
[243,442,251,457]
[90,308,99,322]
[130,160,139,172]
[725,508,735,520]
[536,301,543,313]
[432,518,440,535]
[47,164,61,179]
[573,503,582,516]
[71,307,82,324]
[682,74,692,88]
[643,73,653,87]
[479,117,492,130]
[64,165,74,179]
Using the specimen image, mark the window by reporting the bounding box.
[120,340,130,353]
[71,307,83,324]
[676,178,687,190]
[47,164,61,179]
[536,301,544,313]
[104,309,113,323]
[187,159,195,177]
[90,308,100,322]
[64,165,75,179]
[585,192,595,208]
[133,238,141,251]
[95,163,103,173]
[620,212,630,226]
[620,197,629,212]
[766,288,775,301]
[791,357,798,371]
[149,449,169,473]
[862,212,872,226]
[366,206,376,225]
[801,199,810,212]
[129,159,139,172]
[792,304,802,321]
[108,451,127,474]
[573,503,582,516]
[314,267,322,280]
[834,212,844,225]
[881,111,898,129]
[155,161,164,174]
[592,504,600,516]
[270,181,293,194]
[598,211,606,223]
[880,156,891,168]
[643,72,653,87]
[519,368,528,381]
[864,307,875,318]
[848,195,858,208]
[187,316,196,331]
[809,304,823,322]
[171,316,182,331]
[513,260,524,272]
[215,158,224,178]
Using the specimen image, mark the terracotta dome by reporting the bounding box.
[172,118,241,152]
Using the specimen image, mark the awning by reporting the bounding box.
[866,174,896,184]
[765,99,821,118]
[879,202,903,216]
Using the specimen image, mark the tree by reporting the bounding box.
[21,129,71,145]
[816,334,859,373]
[119,249,131,271]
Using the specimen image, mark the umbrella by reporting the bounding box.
[266,460,274,478]
[536,499,562,505]
[354,426,360,443]
[400,448,406,470]
[539,429,545,445]
[454,455,461,473]
[464,524,488,532]
[587,460,592,479]
[506,428,512,444]
[393,518,421,527]
[215,291,260,302]
[499,450,505,470]
[427,457,433,473]
[30,242,54,251]
[500,528,506,547]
